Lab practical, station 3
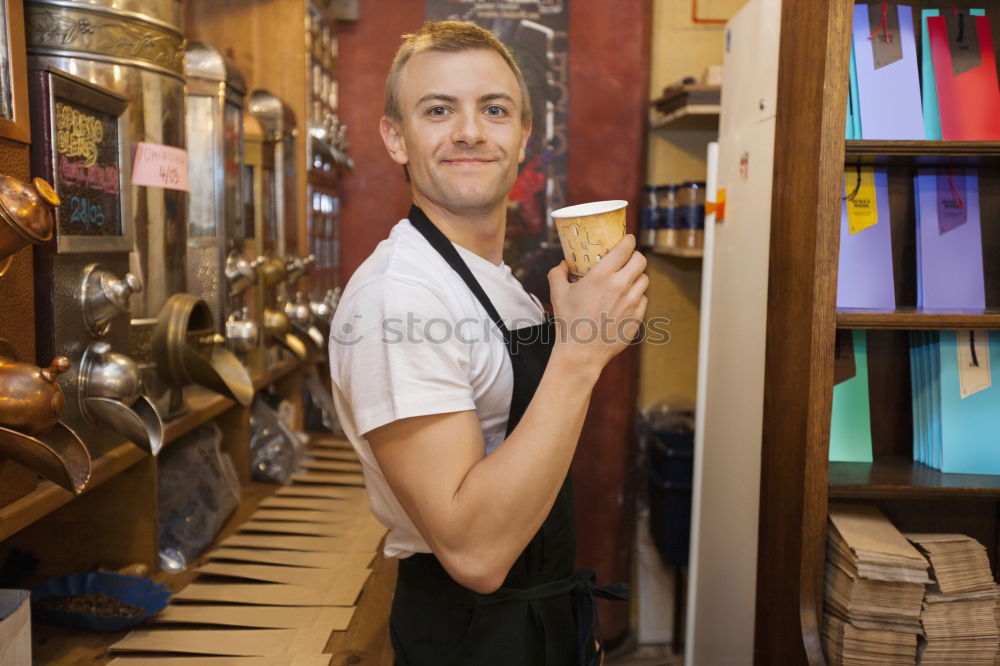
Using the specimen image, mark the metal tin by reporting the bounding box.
[184,41,251,337]
[26,0,188,322]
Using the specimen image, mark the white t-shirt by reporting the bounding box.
[329,218,546,558]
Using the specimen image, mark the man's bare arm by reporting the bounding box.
[366,236,648,594]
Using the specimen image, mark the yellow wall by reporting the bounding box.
[639,0,735,410]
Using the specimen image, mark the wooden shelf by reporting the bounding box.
[845,140,1000,166]
[0,440,145,541]
[252,356,302,392]
[650,105,719,132]
[836,307,1000,330]
[829,457,1000,500]
[161,387,235,446]
[0,360,304,543]
[650,245,704,259]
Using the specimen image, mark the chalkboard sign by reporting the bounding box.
[29,68,131,253]
[53,98,123,238]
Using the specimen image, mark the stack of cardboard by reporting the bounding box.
[823,504,931,664]
[908,534,999,665]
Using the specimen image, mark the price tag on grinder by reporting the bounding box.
[132,142,189,191]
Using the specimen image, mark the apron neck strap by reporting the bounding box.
[407,204,511,340]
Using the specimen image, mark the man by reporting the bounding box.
[329,20,647,666]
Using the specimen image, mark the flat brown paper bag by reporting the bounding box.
[196,562,363,587]
[206,547,374,569]
[221,533,383,553]
[249,509,360,524]
[150,604,354,630]
[173,574,369,606]
[239,520,352,537]
[305,449,359,462]
[290,472,365,486]
[828,504,927,567]
[276,486,364,500]
[257,496,362,512]
[110,628,297,656]
[301,460,363,473]
[109,657,332,666]
[310,437,353,450]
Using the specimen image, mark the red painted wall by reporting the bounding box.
[338,0,651,644]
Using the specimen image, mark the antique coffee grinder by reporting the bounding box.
[28,67,165,458]
[183,42,260,358]
[25,2,253,422]
[245,92,308,367]
[0,174,91,494]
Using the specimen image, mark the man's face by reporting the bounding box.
[381,48,530,216]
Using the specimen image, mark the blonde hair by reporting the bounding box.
[384,21,532,127]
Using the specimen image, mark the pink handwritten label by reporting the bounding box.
[59,155,120,195]
[131,142,189,191]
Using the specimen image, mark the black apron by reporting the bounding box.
[391,205,627,666]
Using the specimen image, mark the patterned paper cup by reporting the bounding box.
[551,200,628,279]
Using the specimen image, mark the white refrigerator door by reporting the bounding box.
[686,0,781,664]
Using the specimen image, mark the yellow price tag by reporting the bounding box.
[845,167,878,234]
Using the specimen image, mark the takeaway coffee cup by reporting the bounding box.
[551,200,628,280]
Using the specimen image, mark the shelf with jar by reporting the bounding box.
[640,181,707,258]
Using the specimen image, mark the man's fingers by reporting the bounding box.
[548,261,570,294]
[625,272,650,305]
[621,246,647,278]
[589,234,636,277]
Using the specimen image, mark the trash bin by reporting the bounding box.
[640,401,695,567]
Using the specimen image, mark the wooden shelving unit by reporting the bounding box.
[830,458,1000,500]
[845,139,1000,165]
[837,307,1000,329]
[651,245,704,259]
[756,1,1000,664]
[0,441,145,542]
[0,356,305,576]
[650,104,720,132]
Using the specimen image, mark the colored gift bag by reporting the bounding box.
[927,12,1000,139]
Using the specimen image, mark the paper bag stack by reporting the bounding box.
[907,534,998,665]
[823,504,931,664]
[107,436,387,665]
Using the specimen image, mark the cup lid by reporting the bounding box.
[551,200,628,218]
[0,175,58,244]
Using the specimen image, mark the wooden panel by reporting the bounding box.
[6,456,159,575]
[0,138,34,364]
[756,0,852,663]
[217,404,252,487]
[0,441,145,541]
[866,330,913,459]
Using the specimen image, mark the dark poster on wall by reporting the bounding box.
[426,0,569,300]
